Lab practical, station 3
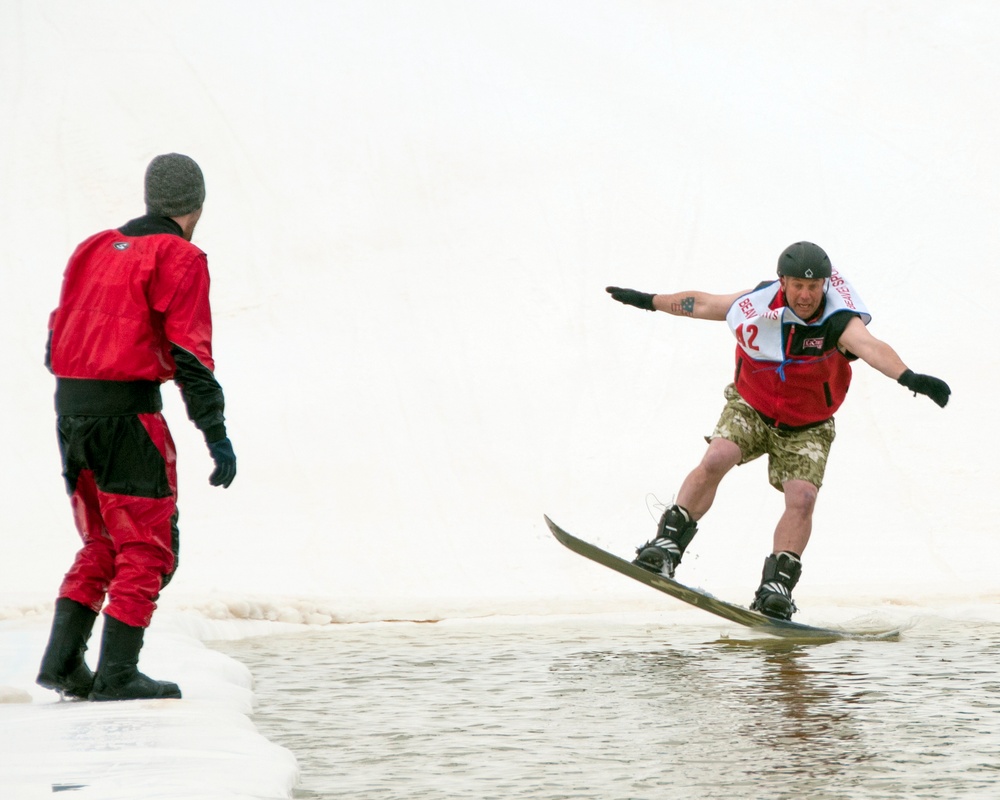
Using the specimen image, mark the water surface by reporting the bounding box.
[215,611,1000,799]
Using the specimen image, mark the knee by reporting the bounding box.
[700,439,742,477]
[783,481,818,515]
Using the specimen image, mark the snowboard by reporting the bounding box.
[546,515,900,642]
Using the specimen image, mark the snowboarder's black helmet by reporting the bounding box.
[777,242,831,280]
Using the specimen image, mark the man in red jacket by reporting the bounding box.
[37,153,237,700]
[606,242,949,620]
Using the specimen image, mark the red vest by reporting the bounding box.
[731,284,861,427]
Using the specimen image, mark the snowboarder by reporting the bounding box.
[37,153,237,700]
[606,242,949,619]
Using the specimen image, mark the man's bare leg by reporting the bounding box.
[675,437,743,520]
[634,438,742,577]
[772,479,818,556]
[750,479,818,620]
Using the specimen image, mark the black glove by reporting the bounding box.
[606,286,655,311]
[207,437,237,488]
[898,369,950,408]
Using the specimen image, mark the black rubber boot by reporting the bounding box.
[36,598,98,700]
[633,505,698,578]
[750,552,802,620]
[89,615,182,701]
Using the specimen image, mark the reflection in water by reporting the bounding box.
[554,636,873,799]
[711,640,871,794]
[215,615,1000,800]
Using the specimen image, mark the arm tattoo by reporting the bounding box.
[672,296,696,316]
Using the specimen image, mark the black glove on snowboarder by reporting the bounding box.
[897,369,951,408]
[606,286,655,311]
[207,437,237,488]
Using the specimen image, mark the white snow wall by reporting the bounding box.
[1,1,996,613]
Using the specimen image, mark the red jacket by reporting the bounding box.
[49,216,226,442]
[50,219,213,380]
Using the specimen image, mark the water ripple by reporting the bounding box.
[215,613,1000,799]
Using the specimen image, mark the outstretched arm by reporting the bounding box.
[839,316,950,407]
[838,316,908,379]
[606,287,749,321]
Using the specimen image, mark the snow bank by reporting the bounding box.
[0,612,297,800]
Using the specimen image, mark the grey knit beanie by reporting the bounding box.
[144,153,206,217]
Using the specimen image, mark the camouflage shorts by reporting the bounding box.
[707,384,836,492]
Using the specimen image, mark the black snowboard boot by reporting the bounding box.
[633,504,698,578]
[36,597,98,700]
[88,615,182,701]
[750,552,802,620]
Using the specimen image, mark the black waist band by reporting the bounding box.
[55,378,163,416]
[755,409,829,433]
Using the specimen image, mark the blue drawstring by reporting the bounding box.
[752,350,837,383]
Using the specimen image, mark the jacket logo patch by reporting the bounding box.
[803,337,825,349]
[113,242,130,251]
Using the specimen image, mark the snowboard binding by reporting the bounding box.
[633,504,698,579]
[749,551,802,620]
